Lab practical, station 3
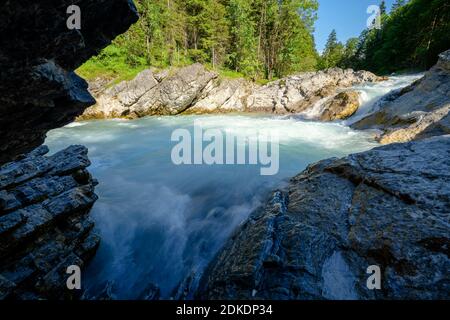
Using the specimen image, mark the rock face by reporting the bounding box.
[80,70,159,119]
[353,50,450,144]
[0,0,139,164]
[246,69,379,114]
[133,64,218,116]
[0,146,99,300]
[319,91,361,121]
[0,0,137,300]
[197,136,450,300]
[81,64,218,119]
[80,67,380,119]
[187,78,257,114]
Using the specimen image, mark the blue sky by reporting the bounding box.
[314,0,396,53]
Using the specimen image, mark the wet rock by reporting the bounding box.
[197,136,450,300]
[0,146,99,300]
[172,270,202,300]
[0,0,139,165]
[320,91,361,121]
[353,49,450,143]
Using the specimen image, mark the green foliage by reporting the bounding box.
[76,45,147,82]
[78,0,319,81]
[346,0,450,74]
[318,30,345,69]
[227,0,260,78]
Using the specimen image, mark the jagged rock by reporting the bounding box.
[80,69,159,119]
[246,68,380,114]
[87,77,114,97]
[154,69,170,83]
[0,146,99,300]
[132,64,218,116]
[187,78,257,114]
[353,49,450,143]
[79,66,381,119]
[320,91,361,121]
[86,281,118,300]
[197,136,450,300]
[82,64,218,118]
[0,0,139,164]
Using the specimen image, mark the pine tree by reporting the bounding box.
[85,0,321,80]
[392,0,407,11]
[380,1,387,15]
[227,0,260,77]
[201,0,229,68]
[319,29,345,69]
[345,0,450,74]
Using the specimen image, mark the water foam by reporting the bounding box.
[44,75,419,299]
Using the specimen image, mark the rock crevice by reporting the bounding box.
[0,146,99,300]
[0,0,139,299]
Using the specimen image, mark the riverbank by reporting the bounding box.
[78,65,383,120]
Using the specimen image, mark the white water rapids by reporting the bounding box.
[45,74,421,299]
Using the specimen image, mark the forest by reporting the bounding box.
[321,0,450,74]
[78,0,450,82]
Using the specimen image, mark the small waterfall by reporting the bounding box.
[345,74,424,125]
[301,96,334,120]
[294,74,423,123]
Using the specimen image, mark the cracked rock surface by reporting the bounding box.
[0,0,138,300]
[197,136,450,300]
[80,65,381,119]
[0,145,99,300]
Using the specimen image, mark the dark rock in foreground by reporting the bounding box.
[0,0,139,165]
[0,146,99,300]
[197,136,450,300]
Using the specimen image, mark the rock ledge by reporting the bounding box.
[197,136,450,300]
[0,145,99,300]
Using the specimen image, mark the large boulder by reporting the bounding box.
[79,67,381,119]
[131,64,218,116]
[246,68,380,114]
[353,50,450,143]
[197,136,450,300]
[0,146,99,300]
[79,69,159,119]
[0,0,139,165]
[187,78,257,114]
[82,64,218,118]
[319,91,361,121]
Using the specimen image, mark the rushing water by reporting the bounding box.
[44,74,420,299]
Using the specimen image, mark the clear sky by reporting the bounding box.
[314,0,396,53]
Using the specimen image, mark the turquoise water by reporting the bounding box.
[44,75,419,299]
[45,115,376,299]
